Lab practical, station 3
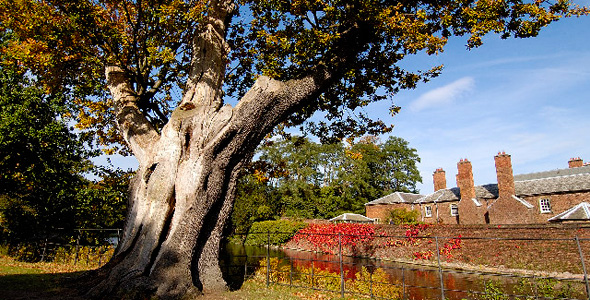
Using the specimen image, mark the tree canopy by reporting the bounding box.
[1,0,585,150]
[0,66,87,238]
[231,135,421,233]
[0,64,130,242]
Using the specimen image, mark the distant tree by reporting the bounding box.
[336,136,422,214]
[241,135,421,219]
[75,168,132,230]
[230,173,279,234]
[0,67,91,241]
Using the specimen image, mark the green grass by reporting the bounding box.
[0,254,87,299]
[0,255,365,299]
[203,280,362,300]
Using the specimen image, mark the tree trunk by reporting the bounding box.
[83,3,359,297]
[86,102,243,299]
[85,66,332,299]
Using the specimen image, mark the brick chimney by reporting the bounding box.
[495,152,515,199]
[456,159,475,200]
[433,168,447,191]
[568,157,583,168]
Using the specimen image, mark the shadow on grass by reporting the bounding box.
[0,271,87,300]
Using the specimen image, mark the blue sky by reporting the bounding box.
[95,9,590,195]
[375,12,590,194]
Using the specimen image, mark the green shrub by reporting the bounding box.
[245,220,307,246]
[385,208,420,225]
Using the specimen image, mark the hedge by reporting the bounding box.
[245,220,307,246]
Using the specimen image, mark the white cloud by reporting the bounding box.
[409,77,475,112]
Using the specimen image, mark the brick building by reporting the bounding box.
[365,154,590,224]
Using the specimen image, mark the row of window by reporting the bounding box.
[424,204,459,218]
[422,198,552,217]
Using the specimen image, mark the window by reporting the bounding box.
[373,218,380,224]
[539,198,551,213]
[450,204,459,216]
[424,206,432,218]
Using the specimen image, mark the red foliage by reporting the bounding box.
[291,223,376,254]
[383,224,430,247]
[413,250,434,260]
[439,235,462,260]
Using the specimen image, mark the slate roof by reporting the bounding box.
[415,184,498,203]
[366,166,590,206]
[514,172,590,196]
[514,165,590,181]
[329,213,374,223]
[364,192,424,206]
[548,202,590,222]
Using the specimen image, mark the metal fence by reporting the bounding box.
[5,228,120,267]
[4,229,590,299]
[222,232,590,300]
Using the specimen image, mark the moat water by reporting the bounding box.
[219,243,525,300]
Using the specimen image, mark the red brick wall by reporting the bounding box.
[522,191,590,223]
[366,203,412,222]
[380,223,590,239]
[569,157,583,168]
[487,196,535,224]
[457,160,475,200]
[435,201,460,224]
[495,153,515,199]
[458,198,488,224]
[366,191,590,225]
[433,169,446,191]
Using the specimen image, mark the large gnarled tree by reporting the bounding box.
[0,0,586,298]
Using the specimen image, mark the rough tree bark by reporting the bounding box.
[84,2,364,299]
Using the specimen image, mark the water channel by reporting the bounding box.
[219,243,535,300]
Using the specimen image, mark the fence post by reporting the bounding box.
[369,270,374,299]
[533,275,539,300]
[575,236,590,300]
[289,257,293,287]
[339,232,345,298]
[435,236,445,300]
[41,238,48,262]
[402,265,406,300]
[74,229,81,265]
[244,251,248,283]
[266,230,270,287]
[311,260,315,289]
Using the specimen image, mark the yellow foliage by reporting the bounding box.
[254,258,402,298]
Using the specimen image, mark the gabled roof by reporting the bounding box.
[364,192,424,206]
[329,213,374,222]
[487,195,534,210]
[548,202,590,222]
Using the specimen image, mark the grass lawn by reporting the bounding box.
[0,255,354,300]
[0,254,88,299]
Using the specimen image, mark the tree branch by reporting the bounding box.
[105,66,160,163]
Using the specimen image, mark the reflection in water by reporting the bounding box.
[220,243,587,299]
[220,243,487,299]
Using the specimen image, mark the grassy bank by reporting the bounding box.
[0,254,353,300]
